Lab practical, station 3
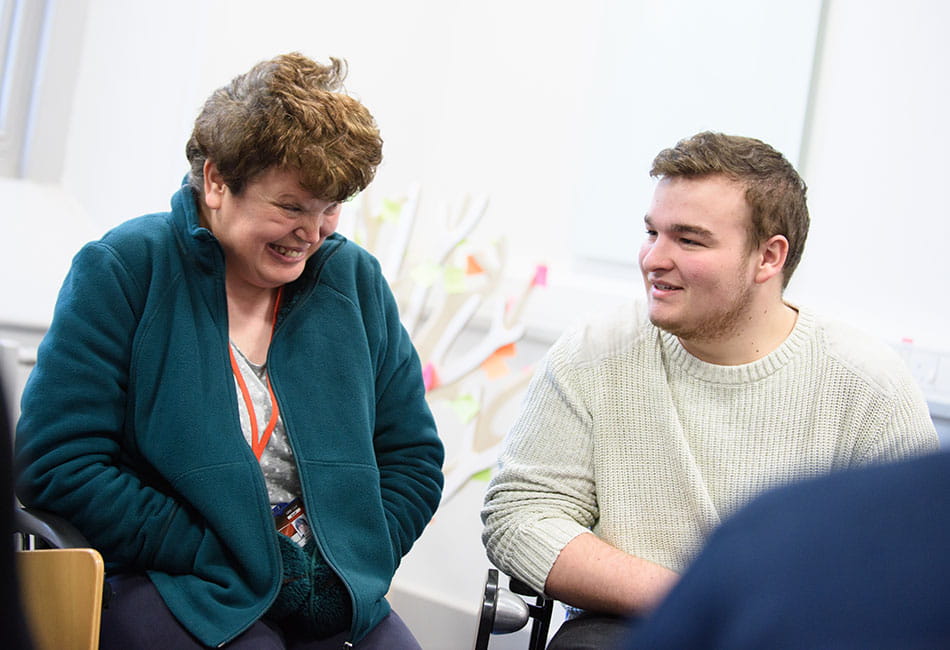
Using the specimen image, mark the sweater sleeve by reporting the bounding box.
[481,335,597,595]
[818,315,939,467]
[15,242,214,574]
[370,268,444,564]
[856,375,938,465]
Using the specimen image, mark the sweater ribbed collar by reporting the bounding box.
[658,305,815,384]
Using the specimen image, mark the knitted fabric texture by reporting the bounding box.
[269,533,352,639]
[482,301,937,596]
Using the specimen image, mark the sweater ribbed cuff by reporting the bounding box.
[499,518,589,596]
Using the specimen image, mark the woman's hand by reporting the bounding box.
[268,532,352,637]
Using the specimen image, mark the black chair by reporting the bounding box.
[2,370,33,649]
[14,507,93,550]
[4,342,106,649]
[474,568,554,650]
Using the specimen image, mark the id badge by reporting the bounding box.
[272,498,313,548]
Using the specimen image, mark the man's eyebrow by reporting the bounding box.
[671,223,714,238]
[644,215,715,239]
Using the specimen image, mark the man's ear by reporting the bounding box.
[754,234,789,285]
[203,160,226,210]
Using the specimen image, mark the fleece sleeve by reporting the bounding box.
[15,242,216,574]
[369,269,444,564]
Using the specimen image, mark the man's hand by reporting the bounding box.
[544,532,679,615]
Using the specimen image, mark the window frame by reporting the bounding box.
[0,0,47,178]
[0,0,86,181]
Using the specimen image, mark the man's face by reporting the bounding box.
[638,175,761,344]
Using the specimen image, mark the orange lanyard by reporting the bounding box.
[229,288,283,462]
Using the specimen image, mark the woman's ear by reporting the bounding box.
[203,160,226,210]
[754,234,789,285]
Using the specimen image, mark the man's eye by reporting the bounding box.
[281,204,302,213]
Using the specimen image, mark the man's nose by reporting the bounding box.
[640,237,673,272]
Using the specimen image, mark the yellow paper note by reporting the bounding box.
[411,262,442,288]
[443,266,467,294]
[378,197,403,223]
[449,393,480,424]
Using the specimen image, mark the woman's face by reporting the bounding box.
[202,162,341,293]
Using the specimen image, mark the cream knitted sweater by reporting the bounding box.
[481,302,938,596]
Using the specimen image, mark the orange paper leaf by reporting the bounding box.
[480,355,510,380]
[466,255,485,275]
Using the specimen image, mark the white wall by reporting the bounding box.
[786,0,950,350]
[2,1,950,647]
[4,0,948,345]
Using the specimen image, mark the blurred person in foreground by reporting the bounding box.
[2,378,32,650]
[481,131,937,649]
[628,450,950,649]
[15,53,443,649]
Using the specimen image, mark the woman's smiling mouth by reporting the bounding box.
[269,243,306,259]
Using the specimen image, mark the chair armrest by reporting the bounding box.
[509,576,540,598]
[473,568,556,650]
[14,507,91,549]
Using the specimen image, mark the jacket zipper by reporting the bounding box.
[269,237,361,641]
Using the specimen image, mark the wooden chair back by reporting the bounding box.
[17,548,104,650]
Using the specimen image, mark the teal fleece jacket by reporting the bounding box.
[15,182,444,646]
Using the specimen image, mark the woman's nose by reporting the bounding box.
[294,216,322,243]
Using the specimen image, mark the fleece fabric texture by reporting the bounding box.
[15,180,444,646]
[482,300,937,597]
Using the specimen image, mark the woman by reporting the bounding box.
[15,53,443,649]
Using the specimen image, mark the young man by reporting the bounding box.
[481,132,938,649]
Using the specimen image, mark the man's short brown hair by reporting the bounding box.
[651,132,809,288]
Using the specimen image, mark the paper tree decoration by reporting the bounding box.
[349,186,547,504]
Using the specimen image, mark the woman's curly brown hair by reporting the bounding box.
[186,52,383,202]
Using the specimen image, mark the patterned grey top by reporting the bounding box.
[230,343,302,505]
